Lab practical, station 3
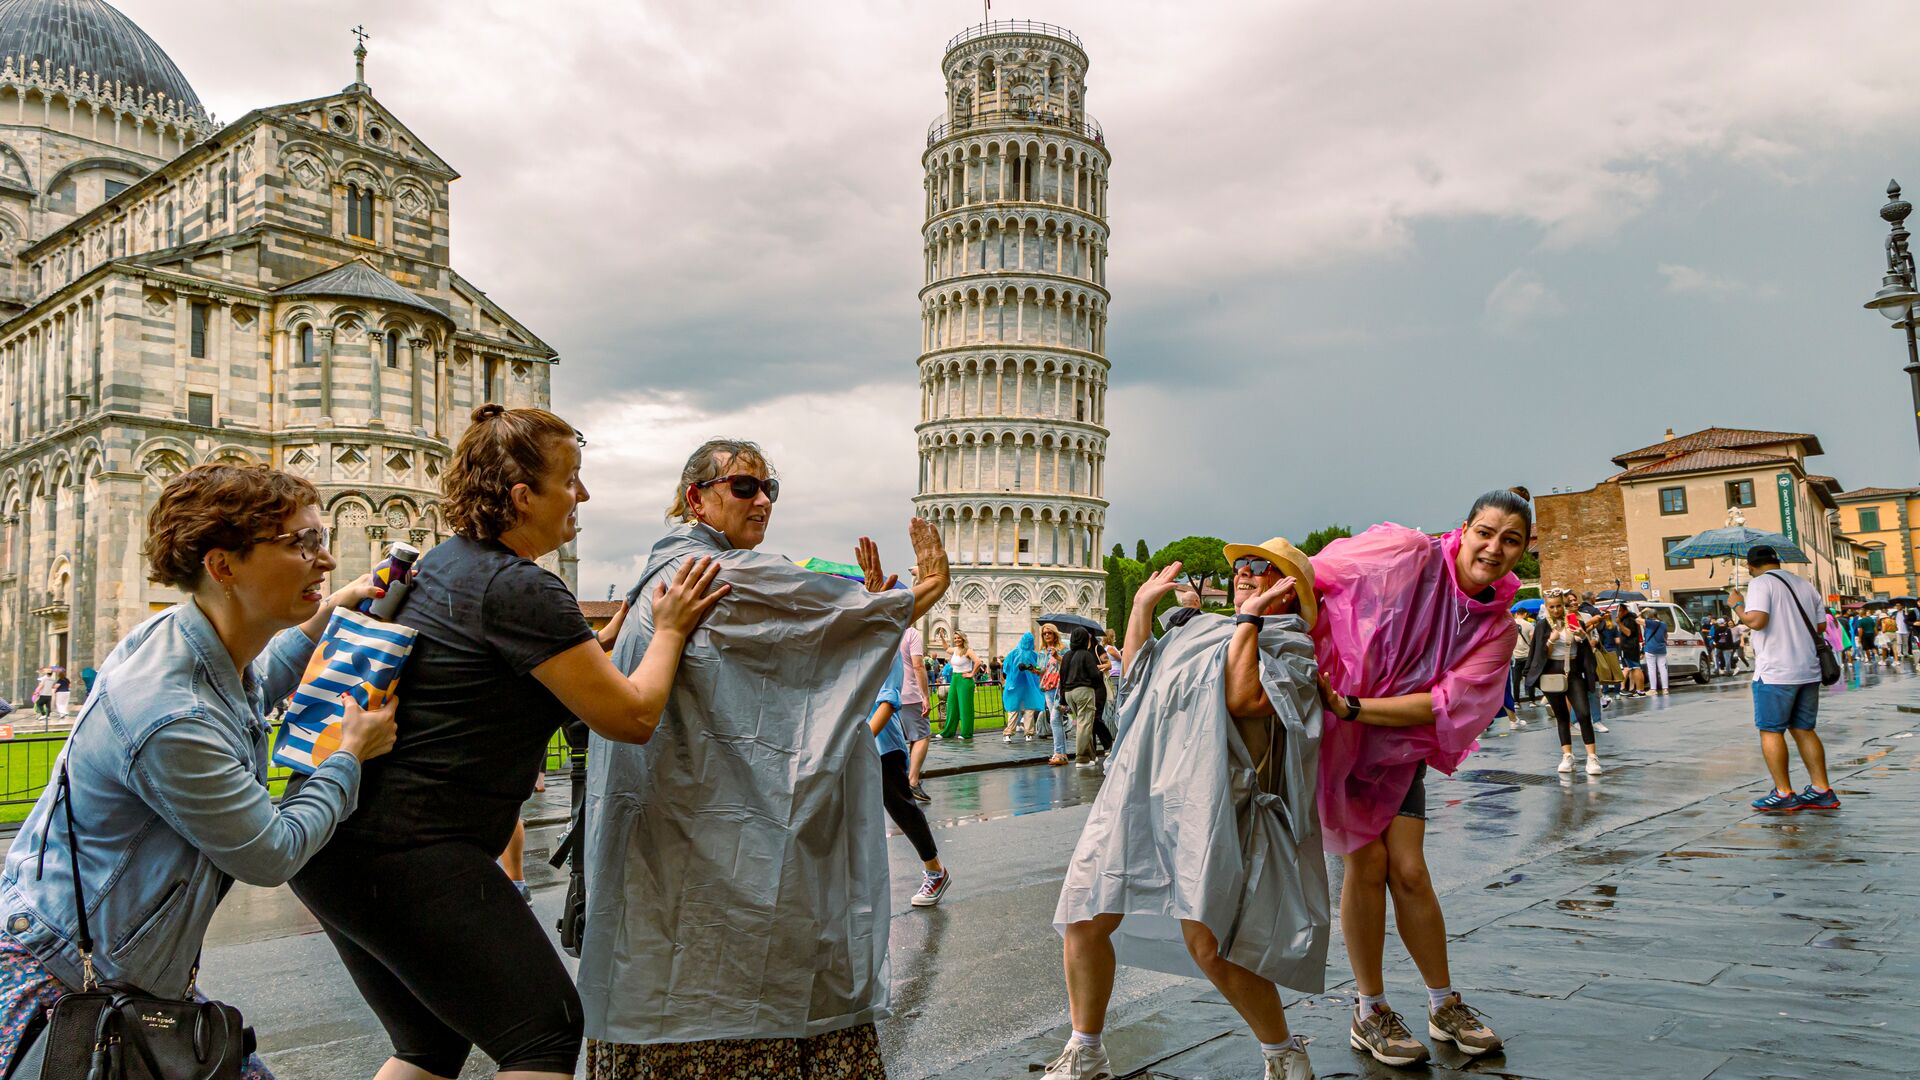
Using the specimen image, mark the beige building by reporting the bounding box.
[1538,428,1845,625]
[0,3,561,705]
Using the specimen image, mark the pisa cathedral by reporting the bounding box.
[914,20,1112,660]
[0,0,562,704]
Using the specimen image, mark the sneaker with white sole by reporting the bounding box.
[1593,721,1610,733]
[1350,1004,1429,1067]
[1557,752,1574,773]
[1042,1041,1114,1080]
[1263,1041,1315,1080]
[1586,755,1603,775]
[911,869,950,907]
[1428,993,1502,1056]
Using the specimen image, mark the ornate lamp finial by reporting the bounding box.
[350,25,370,88]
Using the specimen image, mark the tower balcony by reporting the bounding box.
[946,20,1085,52]
[928,108,1104,148]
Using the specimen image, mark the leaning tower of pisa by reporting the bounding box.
[914,20,1112,661]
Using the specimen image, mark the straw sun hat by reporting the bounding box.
[1220,537,1317,629]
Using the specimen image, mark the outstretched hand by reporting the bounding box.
[905,517,952,621]
[855,536,898,593]
[653,556,730,637]
[1238,576,1297,618]
[1135,562,1184,612]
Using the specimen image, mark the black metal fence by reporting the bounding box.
[928,109,1105,146]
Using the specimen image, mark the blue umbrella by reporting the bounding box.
[1510,597,1543,614]
[1663,527,1809,564]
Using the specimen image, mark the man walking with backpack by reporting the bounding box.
[1728,545,1840,813]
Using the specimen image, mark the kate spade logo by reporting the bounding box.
[141,1012,177,1029]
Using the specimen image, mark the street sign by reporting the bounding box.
[1777,472,1799,546]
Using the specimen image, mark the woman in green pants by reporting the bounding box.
[940,632,980,739]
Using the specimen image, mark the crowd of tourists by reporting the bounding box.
[0,408,1850,1079]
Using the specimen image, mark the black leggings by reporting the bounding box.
[290,838,582,1077]
[1545,667,1595,748]
[882,749,939,863]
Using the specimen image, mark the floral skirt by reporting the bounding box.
[0,938,272,1079]
[586,1022,886,1080]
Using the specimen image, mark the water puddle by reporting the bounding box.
[1555,898,1616,913]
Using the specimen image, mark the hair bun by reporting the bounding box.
[471,403,507,423]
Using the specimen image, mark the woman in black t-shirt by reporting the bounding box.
[291,404,728,1080]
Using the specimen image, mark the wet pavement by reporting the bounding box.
[175,662,1918,1078]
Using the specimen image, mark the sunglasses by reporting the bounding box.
[249,526,331,561]
[1232,556,1282,576]
[696,474,780,503]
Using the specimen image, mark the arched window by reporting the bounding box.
[386,332,399,368]
[346,183,374,240]
[299,325,315,365]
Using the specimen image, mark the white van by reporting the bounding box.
[1622,601,1711,683]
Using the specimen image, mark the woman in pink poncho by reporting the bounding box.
[1309,490,1531,1070]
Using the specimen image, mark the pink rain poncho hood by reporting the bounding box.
[1310,524,1519,854]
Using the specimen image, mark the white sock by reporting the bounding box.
[1069,1030,1102,1050]
[1427,985,1455,1011]
[1357,992,1388,1018]
[1260,1036,1307,1055]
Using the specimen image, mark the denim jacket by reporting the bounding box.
[0,600,362,996]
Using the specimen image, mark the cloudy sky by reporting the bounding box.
[136,1,1920,596]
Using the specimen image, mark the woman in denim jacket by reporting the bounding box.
[0,464,396,1076]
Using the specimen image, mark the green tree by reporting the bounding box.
[1300,524,1352,556]
[1105,554,1149,641]
[1135,538,1150,562]
[1150,536,1229,600]
[1513,550,1539,581]
[1111,542,1125,560]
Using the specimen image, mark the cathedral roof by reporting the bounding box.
[278,258,447,321]
[0,0,202,111]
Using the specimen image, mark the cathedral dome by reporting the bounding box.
[0,0,202,112]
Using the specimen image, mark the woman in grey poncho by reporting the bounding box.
[583,438,951,1079]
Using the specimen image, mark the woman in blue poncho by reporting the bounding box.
[1003,632,1048,743]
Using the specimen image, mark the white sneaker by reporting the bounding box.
[1602,696,1614,708]
[1557,752,1574,773]
[1043,1041,1114,1080]
[1263,1043,1315,1080]
[1594,721,1610,733]
[1586,755,1604,775]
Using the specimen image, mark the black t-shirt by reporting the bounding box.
[334,534,594,850]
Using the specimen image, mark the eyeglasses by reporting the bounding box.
[249,526,331,561]
[696,474,780,503]
[1232,556,1280,576]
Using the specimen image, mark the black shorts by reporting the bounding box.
[1396,762,1428,821]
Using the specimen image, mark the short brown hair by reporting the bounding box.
[442,403,582,541]
[667,438,774,523]
[145,464,318,589]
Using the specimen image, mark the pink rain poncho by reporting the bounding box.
[1309,524,1520,854]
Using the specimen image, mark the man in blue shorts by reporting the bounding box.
[1729,546,1839,813]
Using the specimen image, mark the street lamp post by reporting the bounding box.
[1864,181,1920,455]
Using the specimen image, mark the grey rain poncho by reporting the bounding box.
[1054,610,1330,992]
[580,522,914,1044]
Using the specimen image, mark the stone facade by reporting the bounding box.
[912,21,1113,661]
[1535,479,1629,595]
[0,25,561,705]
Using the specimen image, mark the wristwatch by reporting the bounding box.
[1344,694,1362,720]
[1233,613,1264,629]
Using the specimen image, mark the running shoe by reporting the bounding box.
[1797,785,1841,810]
[909,782,931,803]
[1586,755,1604,776]
[1263,1041,1315,1080]
[1750,789,1803,813]
[1429,994,1502,1056]
[1557,752,1574,773]
[911,869,950,907]
[1350,1004,1429,1066]
[1042,1042,1113,1080]
[1594,721,1610,733]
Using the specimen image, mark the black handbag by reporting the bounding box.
[1764,571,1842,687]
[25,760,252,1079]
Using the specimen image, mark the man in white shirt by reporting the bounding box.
[1728,546,1838,813]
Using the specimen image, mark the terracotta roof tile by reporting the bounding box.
[1612,427,1821,467]
[1836,486,1920,500]
[1616,448,1794,480]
